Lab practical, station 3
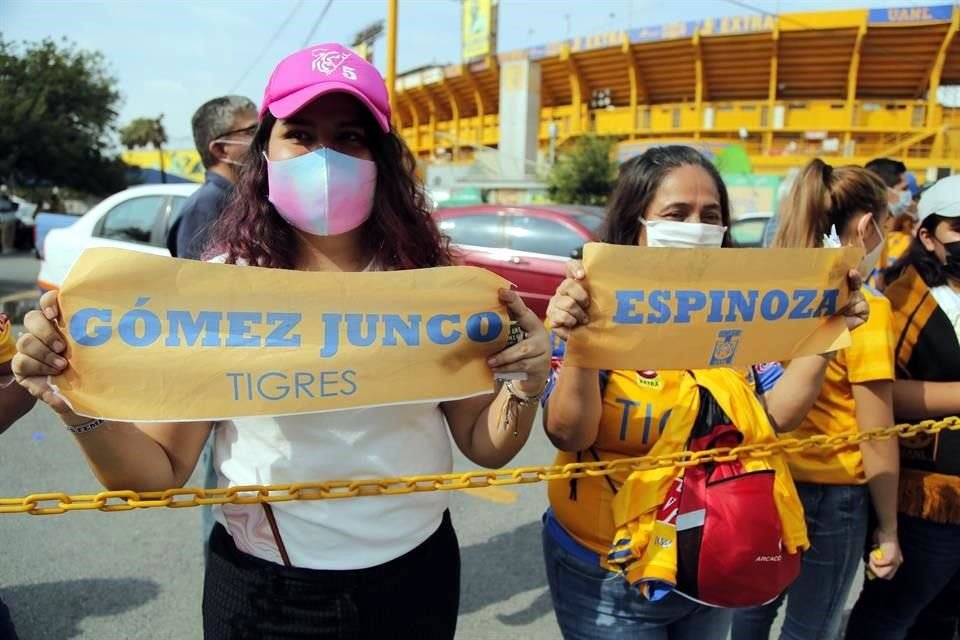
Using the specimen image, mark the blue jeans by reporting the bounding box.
[845,515,960,640]
[731,482,869,640]
[542,517,731,640]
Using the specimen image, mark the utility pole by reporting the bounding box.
[386,0,398,127]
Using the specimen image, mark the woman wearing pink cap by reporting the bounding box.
[12,44,552,639]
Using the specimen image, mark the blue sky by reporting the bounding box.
[1,0,945,144]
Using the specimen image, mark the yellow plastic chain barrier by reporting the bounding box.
[2,416,958,516]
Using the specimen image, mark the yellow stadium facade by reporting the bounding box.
[394,4,960,178]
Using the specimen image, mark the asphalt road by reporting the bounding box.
[0,252,38,299]
[0,404,562,640]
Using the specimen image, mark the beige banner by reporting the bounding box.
[564,243,862,371]
[53,248,511,421]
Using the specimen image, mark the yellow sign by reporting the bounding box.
[122,149,205,183]
[699,14,775,36]
[462,0,495,61]
[564,243,861,371]
[53,249,511,421]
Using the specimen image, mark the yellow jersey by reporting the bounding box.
[884,231,912,268]
[870,231,912,289]
[786,289,895,484]
[545,333,783,554]
[0,313,15,365]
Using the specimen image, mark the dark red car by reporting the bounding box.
[434,204,605,317]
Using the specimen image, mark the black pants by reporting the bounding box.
[907,584,959,640]
[846,515,960,640]
[203,511,460,640]
[0,594,17,640]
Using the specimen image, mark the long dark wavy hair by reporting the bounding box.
[884,214,960,288]
[208,110,453,270]
[600,145,732,246]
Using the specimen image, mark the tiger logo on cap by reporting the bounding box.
[311,48,350,76]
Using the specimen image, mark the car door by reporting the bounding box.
[499,214,587,317]
[162,195,190,255]
[163,196,189,240]
[436,213,507,273]
[91,194,171,256]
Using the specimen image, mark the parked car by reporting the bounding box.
[729,213,773,248]
[33,212,83,258]
[37,183,199,291]
[12,196,39,228]
[434,204,605,317]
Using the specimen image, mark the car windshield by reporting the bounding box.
[549,206,606,234]
[572,213,604,233]
[730,218,770,247]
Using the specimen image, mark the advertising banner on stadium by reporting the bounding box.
[462,0,497,61]
[564,243,862,371]
[53,248,511,421]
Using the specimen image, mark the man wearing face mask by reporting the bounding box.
[866,159,915,283]
[164,96,257,563]
[169,96,257,260]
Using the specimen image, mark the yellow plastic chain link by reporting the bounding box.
[2,416,958,516]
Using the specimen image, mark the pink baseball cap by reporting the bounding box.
[260,43,391,132]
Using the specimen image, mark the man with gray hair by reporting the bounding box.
[170,95,257,259]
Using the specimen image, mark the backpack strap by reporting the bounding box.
[588,446,620,495]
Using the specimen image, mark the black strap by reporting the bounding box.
[261,503,292,567]
[588,446,619,495]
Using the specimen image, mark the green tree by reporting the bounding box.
[120,115,168,183]
[0,35,127,195]
[547,135,618,205]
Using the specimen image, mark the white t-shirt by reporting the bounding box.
[207,253,452,570]
[213,404,452,570]
[930,285,960,342]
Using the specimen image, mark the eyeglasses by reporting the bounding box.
[215,124,257,140]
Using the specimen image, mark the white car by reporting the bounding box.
[11,195,38,228]
[730,213,774,248]
[38,183,200,291]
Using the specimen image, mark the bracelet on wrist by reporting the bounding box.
[504,376,550,404]
[499,377,549,437]
[66,418,106,434]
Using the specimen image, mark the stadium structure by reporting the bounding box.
[393,3,959,183]
[124,3,959,201]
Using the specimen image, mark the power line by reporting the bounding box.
[302,0,335,48]
[229,0,306,93]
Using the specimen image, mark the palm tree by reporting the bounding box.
[120,115,168,183]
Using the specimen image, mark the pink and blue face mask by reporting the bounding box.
[264,147,377,236]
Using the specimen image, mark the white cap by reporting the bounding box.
[918,175,960,223]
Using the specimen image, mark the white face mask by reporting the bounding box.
[858,219,886,279]
[642,219,727,249]
[890,189,913,217]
